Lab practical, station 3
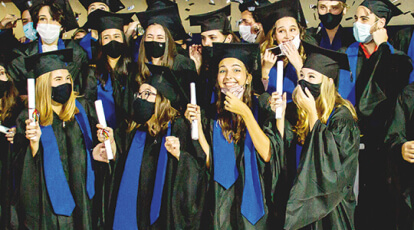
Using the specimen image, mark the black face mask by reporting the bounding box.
[0,80,9,97]
[52,83,72,104]
[102,40,124,58]
[132,98,155,125]
[298,79,321,99]
[144,41,166,59]
[319,13,343,30]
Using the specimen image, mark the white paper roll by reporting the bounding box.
[27,79,36,126]
[276,60,283,120]
[190,83,199,140]
[94,100,113,160]
[0,125,10,134]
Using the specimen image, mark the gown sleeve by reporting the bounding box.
[284,107,360,230]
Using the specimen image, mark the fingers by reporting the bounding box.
[304,87,314,100]
[185,104,200,121]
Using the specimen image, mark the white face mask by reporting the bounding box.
[221,84,245,99]
[353,21,376,44]
[291,33,301,50]
[37,24,61,44]
[239,25,257,43]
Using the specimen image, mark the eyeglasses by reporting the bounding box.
[134,90,157,100]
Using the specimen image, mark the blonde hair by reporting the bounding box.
[36,71,79,126]
[292,75,357,144]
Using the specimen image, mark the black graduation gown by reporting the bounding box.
[385,83,414,229]
[12,98,100,230]
[7,39,88,94]
[171,54,198,110]
[391,26,414,54]
[197,96,285,229]
[0,29,21,64]
[0,98,24,229]
[282,105,360,230]
[307,25,355,51]
[107,117,207,230]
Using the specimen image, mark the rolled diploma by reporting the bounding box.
[0,125,10,134]
[276,60,283,119]
[190,82,199,140]
[94,100,114,160]
[27,79,37,140]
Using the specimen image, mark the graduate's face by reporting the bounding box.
[22,9,33,26]
[240,10,260,35]
[38,6,61,26]
[318,1,346,16]
[50,69,71,87]
[0,66,8,82]
[217,58,250,89]
[145,24,166,43]
[273,17,299,45]
[101,29,124,45]
[299,68,324,84]
[137,84,157,103]
[88,2,109,15]
[354,6,378,26]
[201,30,231,47]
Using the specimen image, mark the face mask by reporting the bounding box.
[52,83,72,104]
[23,22,37,41]
[353,21,376,44]
[37,24,61,45]
[0,80,9,97]
[239,25,256,43]
[319,13,343,30]
[132,98,155,125]
[298,79,321,99]
[221,84,245,99]
[102,40,124,58]
[144,41,166,59]
[291,33,301,50]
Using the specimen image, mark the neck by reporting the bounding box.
[108,56,120,70]
[363,40,377,55]
[151,57,162,65]
[52,102,63,115]
[325,25,339,44]
[42,38,59,46]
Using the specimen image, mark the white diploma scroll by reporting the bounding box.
[28,79,36,126]
[276,60,284,119]
[190,83,199,140]
[94,100,114,160]
[0,125,10,134]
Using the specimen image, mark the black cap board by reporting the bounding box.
[146,0,175,11]
[188,5,231,33]
[79,0,125,13]
[318,0,346,2]
[85,9,134,34]
[360,0,403,24]
[231,0,270,12]
[136,5,189,41]
[302,41,350,80]
[56,0,79,31]
[12,0,34,13]
[24,49,73,78]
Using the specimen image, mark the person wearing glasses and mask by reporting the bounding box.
[336,0,413,228]
[307,0,355,51]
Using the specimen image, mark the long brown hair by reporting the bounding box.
[129,93,179,137]
[0,72,19,123]
[136,24,177,85]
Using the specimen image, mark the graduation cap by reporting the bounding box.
[146,0,175,11]
[302,41,350,80]
[188,5,232,33]
[145,63,189,110]
[318,0,346,2]
[255,0,306,36]
[85,10,134,34]
[231,0,270,12]
[212,43,264,93]
[136,5,190,41]
[24,49,73,78]
[79,0,125,13]
[360,0,403,24]
[56,0,79,31]
[12,0,34,13]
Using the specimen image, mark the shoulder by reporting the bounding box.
[173,54,196,70]
[65,40,87,57]
[328,105,357,128]
[12,40,37,56]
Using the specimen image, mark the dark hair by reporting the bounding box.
[31,1,66,30]
[0,69,20,123]
[136,23,177,85]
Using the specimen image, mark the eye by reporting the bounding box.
[219,69,226,74]
[233,68,241,73]
[211,36,217,40]
[290,28,296,32]
[309,75,315,79]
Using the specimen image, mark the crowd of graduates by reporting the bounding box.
[0,0,414,229]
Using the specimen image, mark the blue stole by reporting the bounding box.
[79,32,96,60]
[40,100,95,216]
[338,42,395,105]
[97,75,117,129]
[113,123,172,229]
[38,38,65,53]
[267,63,297,103]
[213,98,265,225]
[319,24,342,51]
[407,29,414,83]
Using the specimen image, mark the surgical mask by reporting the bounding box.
[221,84,245,99]
[132,98,155,125]
[23,22,37,41]
[298,79,321,99]
[37,24,61,44]
[319,13,343,30]
[52,83,72,104]
[144,41,166,59]
[353,21,376,44]
[239,25,256,43]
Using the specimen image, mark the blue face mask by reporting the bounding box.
[353,21,377,44]
[23,22,37,41]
